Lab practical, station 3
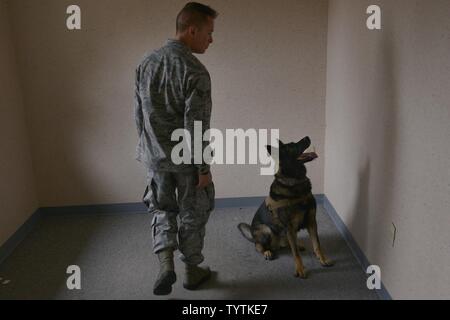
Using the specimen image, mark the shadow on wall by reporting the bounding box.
[346,21,399,272]
[350,159,370,251]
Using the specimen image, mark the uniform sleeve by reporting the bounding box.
[134,65,144,136]
[184,73,211,175]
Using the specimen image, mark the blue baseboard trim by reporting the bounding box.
[0,208,42,265]
[314,194,325,205]
[39,196,270,216]
[215,195,326,208]
[322,195,392,300]
[40,202,149,215]
[39,195,324,215]
[215,196,265,208]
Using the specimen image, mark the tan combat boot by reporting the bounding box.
[183,264,211,290]
[153,249,176,295]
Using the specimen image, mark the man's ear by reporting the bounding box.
[188,25,197,36]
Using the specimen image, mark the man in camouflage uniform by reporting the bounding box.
[134,2,218,295]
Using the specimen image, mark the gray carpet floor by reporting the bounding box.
[0,204,378,300]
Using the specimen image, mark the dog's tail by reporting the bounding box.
[237,223,255,243]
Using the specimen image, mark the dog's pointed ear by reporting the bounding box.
[297,136,310,145]
[278,139,284,146]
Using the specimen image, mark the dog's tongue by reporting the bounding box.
[298,152,318,162]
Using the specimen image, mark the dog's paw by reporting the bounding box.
[320,259,334,267]
[294,269,307,279]
[263,250,273,260]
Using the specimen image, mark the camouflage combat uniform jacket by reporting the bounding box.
[134,39,212,174]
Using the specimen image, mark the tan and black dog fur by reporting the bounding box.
[238,136,333,278]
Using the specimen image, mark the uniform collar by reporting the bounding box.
[166,39,192,54]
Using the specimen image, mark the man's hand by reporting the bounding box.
[197,171,212,189]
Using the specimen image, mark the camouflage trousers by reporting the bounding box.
[143,170,215,266]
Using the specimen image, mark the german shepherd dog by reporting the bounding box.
[238,136,333,278]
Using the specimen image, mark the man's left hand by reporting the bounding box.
[197,171,212,189]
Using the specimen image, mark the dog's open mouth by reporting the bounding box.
[297,152,318,163]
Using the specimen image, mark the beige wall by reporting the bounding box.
[0,0,38,246]
[325,0,450,299]
[7,0,328,206]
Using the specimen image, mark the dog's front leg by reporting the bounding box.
[286,227,306,278]
[307,210,334,267]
